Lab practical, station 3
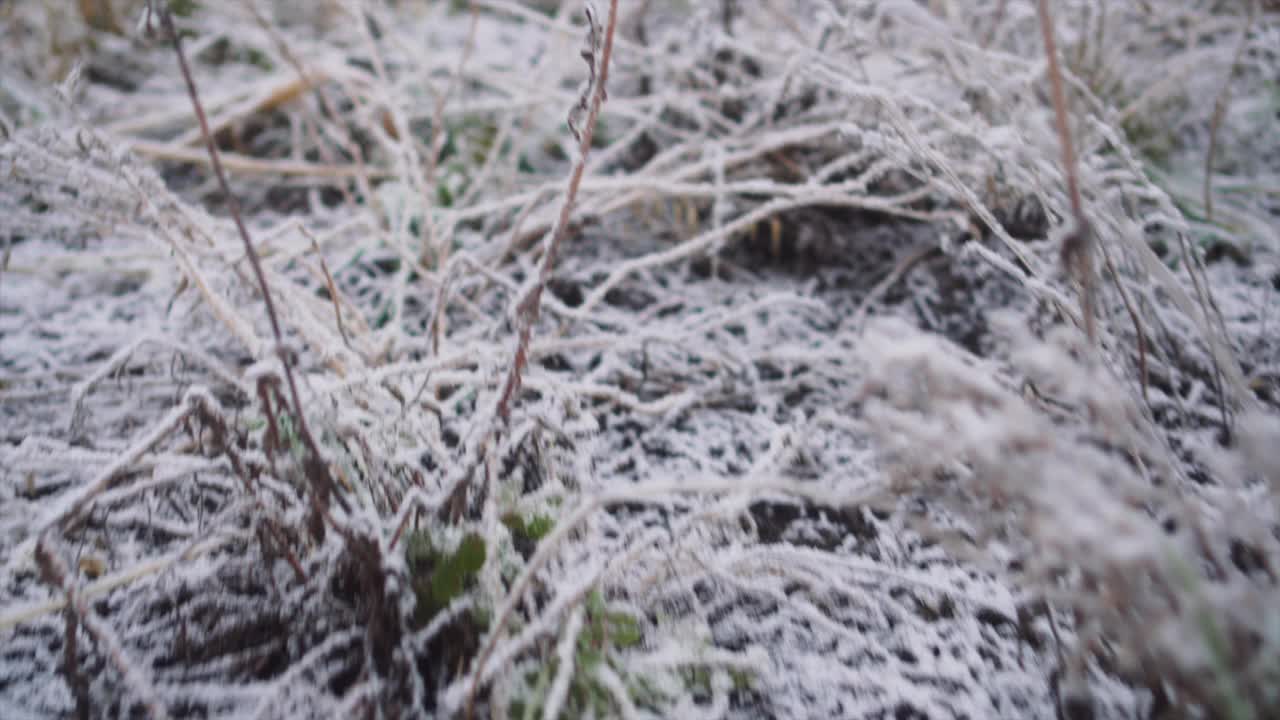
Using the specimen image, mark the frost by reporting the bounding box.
[3,1,1280,719]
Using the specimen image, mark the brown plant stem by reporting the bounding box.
[1036,0,1096,345]
[151,2,347,514]
[494,0,619,424]
[468,2,620,717]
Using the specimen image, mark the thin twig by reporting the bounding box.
[37,532,171,720]
[852,244,939,332]
[1096,240,1150,407]
[1179,238,1234,437]
[244,0,371,210]
[304,228,354,350]
[45,394,198,533]
[420,4,481,269]
[981,0,1009,49]
[429,4,481,189]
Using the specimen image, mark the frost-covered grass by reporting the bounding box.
[2,1,1279,718]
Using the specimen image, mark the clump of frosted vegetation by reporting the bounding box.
[1,1,1278,719]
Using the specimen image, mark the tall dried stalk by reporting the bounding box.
[148,1,346,517]
[495,1,619,423]
[476,4,621,715]
[1036,0,1097,346]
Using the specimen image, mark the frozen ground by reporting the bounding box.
[2,2,1279,719]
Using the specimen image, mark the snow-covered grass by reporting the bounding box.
[2,1,1279,718]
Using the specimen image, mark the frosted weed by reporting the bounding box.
[1,1,1278,718]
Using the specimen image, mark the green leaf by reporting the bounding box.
[436,182,454,208]
[577,647,604,673]
[526,515,555,541]
[430,533,486,609]
[405,529,435,569]
[170,0,201,17]
[406,531,487,628]
[453,533,487,573]
[606,612,642,648]
[500,513,526,536]
[682,666,712,695]
[503,512,556,546]
[374,303,393,330]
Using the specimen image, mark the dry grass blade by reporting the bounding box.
[1204,1,1257,224]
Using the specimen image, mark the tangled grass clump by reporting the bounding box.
[2,1,1279,718]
